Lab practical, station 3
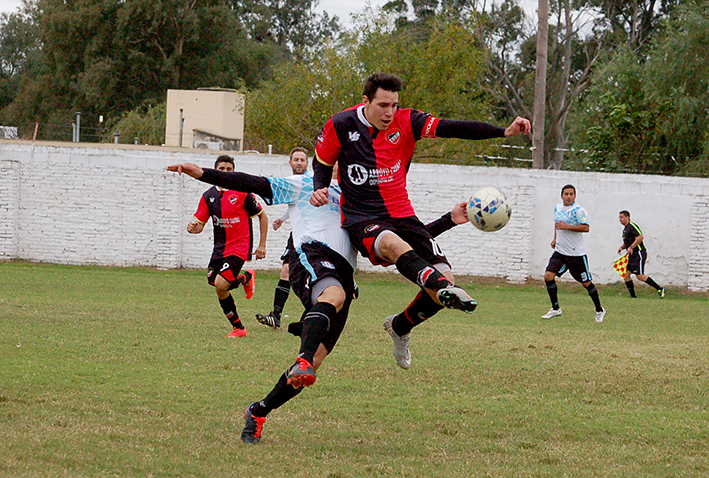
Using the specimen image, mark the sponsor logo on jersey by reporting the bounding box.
[212,216,241,227]
[348,164,368,185]
[209,197,215,203]
[348,131,360,142]
[387,130,401,144]
[423,117,436,138]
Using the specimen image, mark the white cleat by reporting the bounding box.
[595,308,607,323]
[383,315,411,369]
[541,308,562,319]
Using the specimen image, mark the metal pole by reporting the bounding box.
[76,112,81,143]
[178,109,184,147]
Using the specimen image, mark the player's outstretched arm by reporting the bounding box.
[425,201,468,238]
[504,117,532,137]
[167,163,204,178]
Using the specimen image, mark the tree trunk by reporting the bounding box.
[532,0,549,169]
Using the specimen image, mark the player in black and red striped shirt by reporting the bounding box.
[311,73,531,369]
[188,155,268,337]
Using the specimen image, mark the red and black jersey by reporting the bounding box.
[314,104,505,227]
[194,187,263,261]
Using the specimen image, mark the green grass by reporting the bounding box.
[1,260,708,477]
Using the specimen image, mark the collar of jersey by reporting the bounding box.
[357,105,372,127]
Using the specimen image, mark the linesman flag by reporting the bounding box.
[613,254,629,277]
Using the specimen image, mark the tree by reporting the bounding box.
[481,0,604,169]
[0,0,41,113]
[570,1,709,175]
[245,11,507,165]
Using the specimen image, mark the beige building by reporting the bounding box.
[165,88,245,151]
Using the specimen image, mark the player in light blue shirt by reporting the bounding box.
[542,184,606,323]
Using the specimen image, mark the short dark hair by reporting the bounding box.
[619,210,630,218]
[561,184,576,196]
[289,147,308,159]
[214,155,234,168]
[363,73,403,100]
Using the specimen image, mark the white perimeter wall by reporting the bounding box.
[1,142,708,291]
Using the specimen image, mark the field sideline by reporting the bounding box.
[1,261,708,477]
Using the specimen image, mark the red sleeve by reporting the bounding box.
[194,195,210,223]
[315,119,341,166]
[244,193,263,218]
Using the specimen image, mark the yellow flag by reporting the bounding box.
[613,254,629,277]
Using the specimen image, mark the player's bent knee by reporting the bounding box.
[317,285,346,311]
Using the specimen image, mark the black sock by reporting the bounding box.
[272,279,290,317]
[298,302,335,365]
[545,280,559,309]
[219,294,243,328]
[644,277,662,290]
[624,280,637,297]
[585,282,603,312]
[395,250,451,291]
[250,372,303,417]
[392,290,443,336]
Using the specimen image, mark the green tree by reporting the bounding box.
[1,0,339,141]
[101,101,166,145]
[245,12,508,165]
[569,1,709,175]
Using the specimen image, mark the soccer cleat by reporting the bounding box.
[241,269,256,299]
[255,312,281,329]
[659,287,666,299]
[286,357,316,388]
[541,308,562,319]
[241,403,267,444]
[595,307,607,323]
[383,315,411,369]
[227,327,247,338]
[436,286,477,313]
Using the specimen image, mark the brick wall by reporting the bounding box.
[1,141,708,290]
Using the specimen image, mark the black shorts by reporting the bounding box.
[288,241,356,353]
[207,255,245,286]
[280,234,296,264]
[345,216,450,268]
[627,250,647,275]
[546,251,593,283]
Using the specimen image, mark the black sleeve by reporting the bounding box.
[435,119,506,140]
[313,159,334,191]
[425,212,457,238]
[199,168,273,201]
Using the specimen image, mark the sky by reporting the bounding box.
[0,0,22,15]
[316,0,538,27]
[0,0,538,21]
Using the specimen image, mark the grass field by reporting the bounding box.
[1,260,708,477]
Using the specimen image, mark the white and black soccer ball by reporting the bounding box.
[467,187,512,232]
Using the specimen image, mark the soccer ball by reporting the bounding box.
[467,187,512,232]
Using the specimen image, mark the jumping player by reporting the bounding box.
[542,184,606,322]
[310,73,531,368]
[617,210,666,298]
[167,161,469,444]
[187,155,268,337]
